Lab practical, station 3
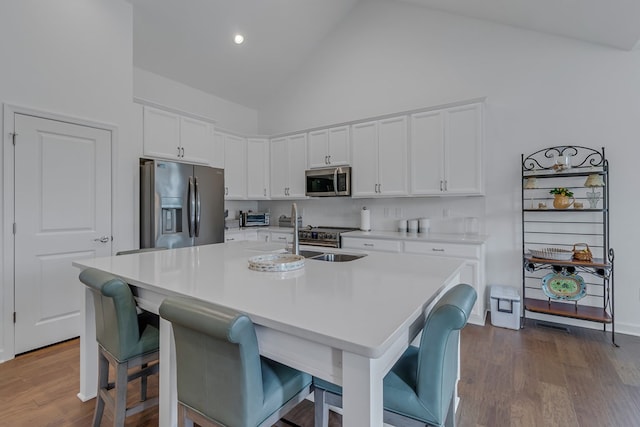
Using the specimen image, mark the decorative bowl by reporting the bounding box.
[528,248,574,261]
[248,253,305,272]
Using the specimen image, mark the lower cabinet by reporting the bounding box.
[343,236,487,325]
[224,229,258,242]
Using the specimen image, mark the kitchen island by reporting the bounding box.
[73,241,464,427]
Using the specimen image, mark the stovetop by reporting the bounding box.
[298,226,358,247]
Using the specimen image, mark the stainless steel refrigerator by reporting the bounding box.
[140,158,225,248]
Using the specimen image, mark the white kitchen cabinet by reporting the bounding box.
[403,240,486,325]
[224,229,258,242]
[270,133,307,199]
[257,230,270,242]
[410,102,483,195]
[220,132,247,200]
[351,117,408,197]
[246,138,270,199]
[341,237,403,253]
[270,231,293,245]
[143,106,213,165]
[308,126,350,168]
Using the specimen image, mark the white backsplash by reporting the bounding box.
[255,196,486,233]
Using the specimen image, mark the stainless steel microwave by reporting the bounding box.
[305,166,351,197]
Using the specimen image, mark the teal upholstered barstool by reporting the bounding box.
[79,268,160,427]
[314,283,477,427]
[159,296,313,427]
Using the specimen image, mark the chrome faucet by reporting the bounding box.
[291,203,300,255]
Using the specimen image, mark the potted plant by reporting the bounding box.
[549,187,575,209]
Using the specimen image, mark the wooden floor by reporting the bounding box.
[1,317,639,426]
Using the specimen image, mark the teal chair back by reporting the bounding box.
[159,297,274,426]
[79,268,157,361]
[416,283,476,422]
[314,283,477,427]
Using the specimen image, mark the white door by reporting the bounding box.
[13,114,112,354]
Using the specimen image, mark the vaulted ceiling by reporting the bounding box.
[130,0,640,110]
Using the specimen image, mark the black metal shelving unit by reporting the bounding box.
[521,146,616,345]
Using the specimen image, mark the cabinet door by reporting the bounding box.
[225,229,245,242]
[257,230,270,242]
[224,134,247,199]
[378,116,408,196]
[180,116,212,165]
[328,126,350,166]
[460,259,484,324]
[270,231,292,244]
[270,137,288,198]
[308,129,329,168]
[410,111,445,195]
[351,121,378,197]
[143,106,181,160]
[287,133,307,198]
[445,103,483,194]
[212,129,225,169]
[247,138,270,199]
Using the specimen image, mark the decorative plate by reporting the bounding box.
[528,248,574,261]
[541,272,587,301]
[248,253,305,272]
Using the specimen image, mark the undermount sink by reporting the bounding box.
[310,252,366,262]
[288,249,366,262]
[297,249,325,258]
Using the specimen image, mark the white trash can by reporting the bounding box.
[490,285,521,330]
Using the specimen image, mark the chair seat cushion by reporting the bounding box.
[260,357,311,421]
[314,346,438,425]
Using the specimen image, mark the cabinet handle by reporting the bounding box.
[440,180,444,191]
[444,180,447,191]
[364,243,374,247]
[177,146,181,157]
[263,188,267,197]
[325,155,329,164]
[225,186,228,196]
[327,155,331,164]
[277,237,287,241]
[227,237,235,241]
[378,183,381,193]
[432,248,445,252]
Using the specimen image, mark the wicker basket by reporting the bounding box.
[572,243,592,262]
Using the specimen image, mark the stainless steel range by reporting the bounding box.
[298,226,358,248]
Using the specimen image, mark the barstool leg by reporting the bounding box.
[93,352,109,427]
[113,362,128,426]
[140,362,148,401]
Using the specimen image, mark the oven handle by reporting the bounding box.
[298,241,339,248]
[333,168,339,196]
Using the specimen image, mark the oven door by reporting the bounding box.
[305,167,351,197]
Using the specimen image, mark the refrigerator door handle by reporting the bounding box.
[194,176,201,237]
[188,176,195,238]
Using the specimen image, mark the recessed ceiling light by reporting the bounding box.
[234,34,244,45]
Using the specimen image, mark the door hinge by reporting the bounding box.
[13,223,16,234]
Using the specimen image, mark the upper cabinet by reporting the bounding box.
[351,116,408,197]
[246,138,270,199]
[143,106,214,165]
[410,102,484,195]
[270,133,307,199]
[308,126,350,168]
[218,132,247,200]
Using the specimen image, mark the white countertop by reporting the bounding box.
[343,230,489,244]
[73,241,464,358]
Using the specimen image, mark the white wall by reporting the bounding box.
[134,68,259,135]
[258,0,640,335]
[0,0,135,361]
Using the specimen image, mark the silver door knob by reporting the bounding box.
[93,236,110,243]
